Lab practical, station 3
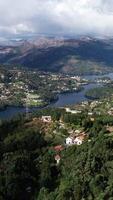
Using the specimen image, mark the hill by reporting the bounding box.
[1,104,113,199]
[0,37,113,74]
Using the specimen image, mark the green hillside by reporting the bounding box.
[1,105,113,199]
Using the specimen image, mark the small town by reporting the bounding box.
[1,66,113,111]
[0,66,90,109]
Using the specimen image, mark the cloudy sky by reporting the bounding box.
[0,0,113,38]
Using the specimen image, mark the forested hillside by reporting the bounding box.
[1,107,113,200]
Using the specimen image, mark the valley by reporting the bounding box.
[1,0,113,199]
[1,37,113,200]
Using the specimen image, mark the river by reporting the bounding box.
[0,73,113,120]
[50,83,98,107]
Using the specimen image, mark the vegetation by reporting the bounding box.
[1,39,113,75]
[1,106,113,199]
[0,66,87,110]
[85,86,113,99]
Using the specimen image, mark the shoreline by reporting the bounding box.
[0,72,113,119]
[0,87,84,113]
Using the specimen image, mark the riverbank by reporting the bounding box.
[0,83,101,120]
[1,72,113,120]
[0,86,84,113]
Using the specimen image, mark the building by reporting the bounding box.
[66,133,86,146]
[54,145,64,152]
[65,108,81,114]
[90,118,95,122]
[73,137,83,145]
[88,112,93,116]
[55,155,61,165]
[108,109,113,116]
[41,116,52,123]
[66,137,73,146]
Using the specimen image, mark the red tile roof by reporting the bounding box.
[54,145,64,151]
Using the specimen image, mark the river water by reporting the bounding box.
[0,73,113,120]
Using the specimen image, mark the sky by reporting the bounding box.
[0,0,113,39]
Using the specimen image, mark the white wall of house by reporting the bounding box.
[41,116,52,122]
[66,136,83,146]
[66,137,73,145]
[73,138,82,145]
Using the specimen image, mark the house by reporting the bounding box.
[55,155,61,165]
[73,137,82,145]
[54,145,64,152]
[66,137,73,146]
[90,118,95,122]
[106,126,113,133]
[66,133,86,146]
[41,116,52,123]
[108,109,113,116]
[65,108,81,114]
[88,112,93,116]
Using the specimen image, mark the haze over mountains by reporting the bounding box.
[0,36,113,74]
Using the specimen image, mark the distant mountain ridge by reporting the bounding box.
[0,37,113,74]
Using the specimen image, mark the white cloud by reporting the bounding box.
[0,0,113,37]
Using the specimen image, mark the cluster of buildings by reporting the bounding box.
[66,132,86,146]
[40,115,87,165]
[53,132,86,165]
[96,78,111,84]
[0,83,11,101]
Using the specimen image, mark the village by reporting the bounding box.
[1,65,113,111]
[29,97,113,165]
[40,115,87,164]
[0,67,90,109]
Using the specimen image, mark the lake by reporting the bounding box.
[0,73,113,120]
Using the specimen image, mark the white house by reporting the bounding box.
[65,108,81,114]
[66,137,73,146]
[73,137,83,145]
[41,116,52,123]
[88,112,93,116]
[66,134,85,146]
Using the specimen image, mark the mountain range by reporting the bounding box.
[0,36,113,75]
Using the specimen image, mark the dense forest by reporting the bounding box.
[85,86,113,100]
[1,108,113,200]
